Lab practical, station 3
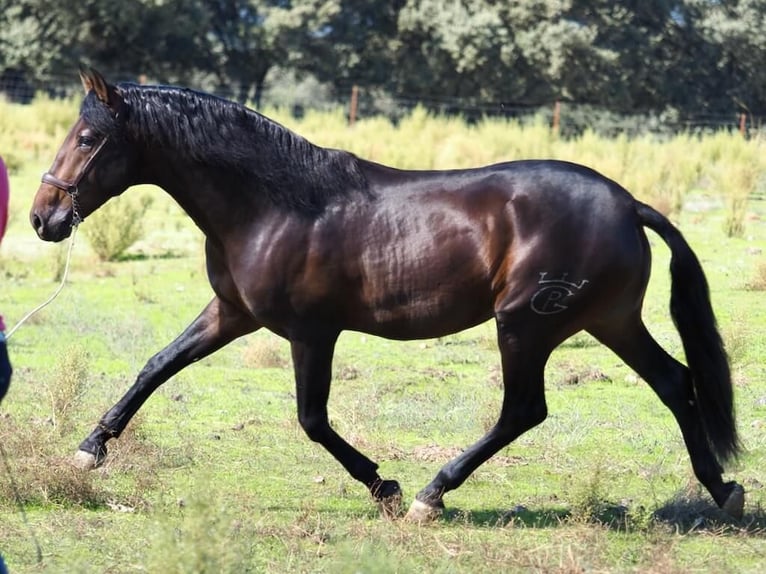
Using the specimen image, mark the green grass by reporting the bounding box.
[1,101,766,572]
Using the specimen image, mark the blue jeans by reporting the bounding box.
[0,332,11,404]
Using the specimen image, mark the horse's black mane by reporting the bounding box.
[81,83,371,214]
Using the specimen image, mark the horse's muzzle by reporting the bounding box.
[30,206,74,242]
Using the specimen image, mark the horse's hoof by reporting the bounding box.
[404,498,443,523]
[721,483,745,520]
[378,491,403,520]
[73,449,102,470]
[370,479,403,520]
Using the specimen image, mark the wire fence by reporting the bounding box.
[1,70,760,139]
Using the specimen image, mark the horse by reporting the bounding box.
[30,68,744,522]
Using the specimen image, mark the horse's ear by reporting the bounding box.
[80,67,107,99]
[79,66,123,114]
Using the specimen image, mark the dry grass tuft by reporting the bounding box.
[745,260,766,291]
[650,194,675,218]
[723,314,752,366]
[241,334,289,369]
[0,416,105,508]
[143,487,255,573]
[46,345,90,433]
[103,412,162,473]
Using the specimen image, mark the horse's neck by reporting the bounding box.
[143,152,262,241]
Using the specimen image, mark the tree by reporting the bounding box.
[393,0,511,103]
[392,1,613,107]
[0,0,212,91]
[203,0,339,105]
[0,0,76,87]
[4,0,766,118]
[700,0,766,114]
[565,1,724,113]
[296,0,404,92]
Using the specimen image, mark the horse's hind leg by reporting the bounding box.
[405,316,551,522]
[589,318,744,518]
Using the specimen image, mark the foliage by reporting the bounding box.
[82,193,154,261]
[3,1,766,118]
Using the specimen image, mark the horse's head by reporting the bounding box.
[31,68,134,241]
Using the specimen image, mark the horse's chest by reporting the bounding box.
[223,240,339,322]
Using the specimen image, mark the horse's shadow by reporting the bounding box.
[442,495,766,536]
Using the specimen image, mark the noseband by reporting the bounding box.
[41,135,110,226]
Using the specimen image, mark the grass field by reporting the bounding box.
[1,98,765,572]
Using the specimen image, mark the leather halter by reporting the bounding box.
[41,135,110,225]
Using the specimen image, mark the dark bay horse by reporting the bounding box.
[30,68,743,522]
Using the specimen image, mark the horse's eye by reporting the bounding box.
[77,135,96,149]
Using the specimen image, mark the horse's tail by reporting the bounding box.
[636,202,740,466]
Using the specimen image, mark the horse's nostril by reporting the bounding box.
[31,212,43,234]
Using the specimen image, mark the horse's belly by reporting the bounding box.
[349,283,494,340]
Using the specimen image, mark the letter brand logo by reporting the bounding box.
[530,272,589,315]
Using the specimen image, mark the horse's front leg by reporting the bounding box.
[290,334,402,518]
[75,296,258,469]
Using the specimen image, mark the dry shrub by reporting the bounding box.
[144,487,253,573]
[241,334,288,369]
[723,315,751,367]
[46,345,90,432]
[0,349,160,510]
[0,412,159,511]
[568,467,611,524]
[0,416,104,508]
[104,412,160,470]
[746,260,766,291]
[24,458,104,507]
[83,193,154,261]
[1,346,91,508]
[713,145,761,238]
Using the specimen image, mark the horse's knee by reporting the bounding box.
[298,412,329,443]
[495,401,547,442]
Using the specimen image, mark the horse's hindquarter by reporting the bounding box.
[491,161,650,325]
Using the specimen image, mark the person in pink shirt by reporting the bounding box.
[0,157,6,568]
[0,154,11,404]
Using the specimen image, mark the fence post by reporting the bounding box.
[739,113,747,137]
[552,100,561,135]
[349,85,359,126]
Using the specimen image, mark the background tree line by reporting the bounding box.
[2,0,765,125]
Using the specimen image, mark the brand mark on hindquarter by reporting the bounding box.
[530,272,589,315]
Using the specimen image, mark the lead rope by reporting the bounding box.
[6,224,78,340]
[2,224,79,567]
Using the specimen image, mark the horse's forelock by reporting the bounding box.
[80,91,124,139]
